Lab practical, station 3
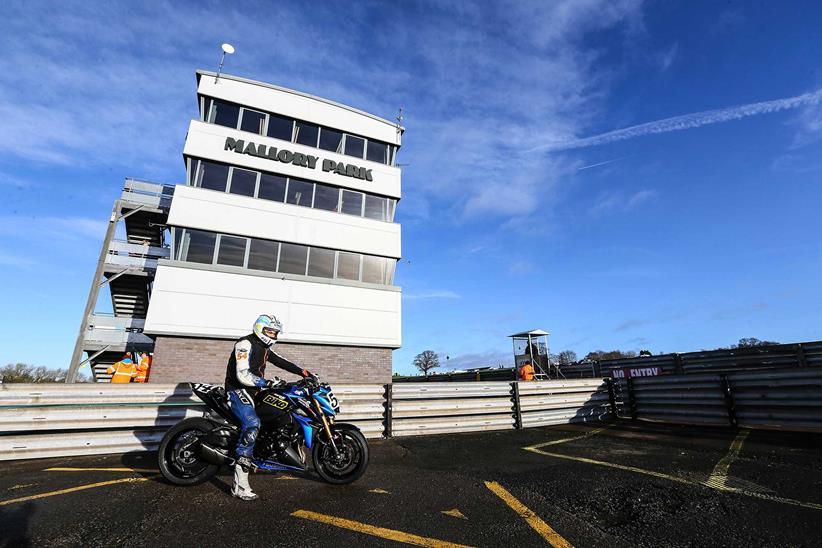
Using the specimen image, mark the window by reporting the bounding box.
[313,183,339,212]
[336,251,360,281]
[228,168,257,197]
[240,109,266,134]
[258,173,287,202]
[184,230,217,264]
[278,243,308,275]
[248,238,279,272]
[307,247,335,278]
[362,255,388,284]
[319,127,343,152]
[340,190,363,216]
[217,235,247,267]
[294,121,319,147]
[364,195,389,221]
[286,178,314,207]
[197,160,230,192]
[210,99,240,129]
[344,135,364,158]
[367,141,388,164]
[267,113,294,141]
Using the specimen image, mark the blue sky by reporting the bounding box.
[1,1,821,376]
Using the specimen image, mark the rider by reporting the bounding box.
[225,313,317,500]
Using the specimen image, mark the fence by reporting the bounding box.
[598,340,822,377]
[392,341,822,382]
[3,369,818,461]
[614,366,822,431]
[0,379,609,461]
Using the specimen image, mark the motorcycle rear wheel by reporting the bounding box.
[312,424,369,485]
[158,418,220,486]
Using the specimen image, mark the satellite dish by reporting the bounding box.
[222,43,235,55]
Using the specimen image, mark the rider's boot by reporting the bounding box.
[231,457,258,501]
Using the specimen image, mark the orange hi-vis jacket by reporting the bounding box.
[107,357,137,383]
[519,363,535,381]
[135,354,151,383]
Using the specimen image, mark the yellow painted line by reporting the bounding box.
[0,476,155,507]
[45,467,157,473]
[706,429,750,488]
[523,427,606,451]
[527,447,822,511]
[292,509,475,548]
[484,481,573,548]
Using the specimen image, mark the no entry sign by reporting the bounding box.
[610,366,661,379]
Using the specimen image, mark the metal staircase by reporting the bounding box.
[67,179,175,382]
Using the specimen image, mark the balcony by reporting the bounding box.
[83,314,154,352]
[121,178,175,210]
[104,240,170,274]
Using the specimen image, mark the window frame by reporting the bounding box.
[238,106,268,135]
[226,165,260,198]
[215,233,249,268]
[294,120,321,148]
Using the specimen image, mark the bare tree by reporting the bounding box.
[734,338,779,348]
[413,350,440,377]
[0,363,82,383]
[557,350,577,365]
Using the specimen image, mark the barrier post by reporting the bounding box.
[719,374,738,427]
[605,378,618,419]
[797,344,807,368]
[511,382,522,429]
[383,383,393,438]
[673,353,684,375]
[626,377,638,420]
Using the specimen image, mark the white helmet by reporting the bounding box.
[253,314,283,347]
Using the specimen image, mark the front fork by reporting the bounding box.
[313,398,340,455]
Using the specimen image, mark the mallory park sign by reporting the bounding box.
[224,137,373,182]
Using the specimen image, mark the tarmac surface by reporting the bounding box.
[1,421,821,547]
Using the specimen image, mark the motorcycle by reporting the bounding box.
[157,379,369,485]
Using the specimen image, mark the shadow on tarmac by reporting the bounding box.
[0,501,34,548]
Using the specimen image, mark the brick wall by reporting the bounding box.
[149,336,392,384]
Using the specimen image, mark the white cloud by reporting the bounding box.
[589,188,657,216]
[0,0,644,227]
[403,290,461,300]
[0,252,35,268]
[0,216,106,241]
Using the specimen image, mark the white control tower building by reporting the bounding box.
[69,71,403,384]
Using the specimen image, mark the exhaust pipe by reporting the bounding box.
[199,443,234,466]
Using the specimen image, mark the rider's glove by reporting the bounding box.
[264,377,285,390]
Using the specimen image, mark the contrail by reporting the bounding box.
[576,158,622,171]
[530,88,822,153]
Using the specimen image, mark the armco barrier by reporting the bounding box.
[730,368,822,430]
[391,382,515,436]
[0,379,611,460]
[630,374,729,426]
[7,372,814,461]
[621,366,822,431]
[0,383,386,461]
[518,379,612,427]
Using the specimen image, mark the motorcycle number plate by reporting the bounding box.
[326,390,340,411]
[263,393,289,410]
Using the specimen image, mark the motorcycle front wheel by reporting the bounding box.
[312,423,369,485]
[158,418,220,486]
